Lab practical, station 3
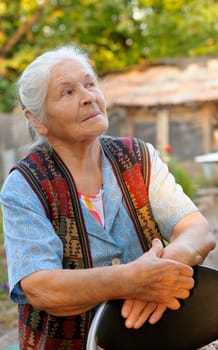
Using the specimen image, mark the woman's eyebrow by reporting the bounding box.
[85,73,96,80]
[55,81,74,91]
[54,73,96,90]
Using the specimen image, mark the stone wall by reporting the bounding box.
[0,114,31,183]
[106,101,218,162]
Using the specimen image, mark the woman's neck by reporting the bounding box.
[51,139,103,195]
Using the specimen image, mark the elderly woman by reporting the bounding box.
[0,45,215,350]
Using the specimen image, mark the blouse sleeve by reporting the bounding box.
[0,170,63,304]
[147,143,198,240]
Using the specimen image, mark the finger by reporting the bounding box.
[179,264,194,277]
[168,276,194,296]
[174,287,191,300]
[149,238,164,258]
[167,298,181,310]
[148,304,167,324]
[125,300,148,328]
[179,276,195,289]
[132,303,157,329]
[121,299,134,318]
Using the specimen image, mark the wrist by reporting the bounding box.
[162,243,201,266]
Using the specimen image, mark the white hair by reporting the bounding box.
[17,45,95,145]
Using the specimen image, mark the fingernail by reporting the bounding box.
[125,320,133,328]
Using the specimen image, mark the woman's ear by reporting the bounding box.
[24,109,48,136]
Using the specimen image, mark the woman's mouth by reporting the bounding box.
[82,112,100,122]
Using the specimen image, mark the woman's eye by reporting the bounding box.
[87,82,95,88]
[63,89,73,96]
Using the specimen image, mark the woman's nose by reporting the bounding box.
[80,88,95,106]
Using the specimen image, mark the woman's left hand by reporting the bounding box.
[121,299,167,329]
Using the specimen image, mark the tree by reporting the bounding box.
[137,0,218,58]
[1,0,218,112]
[0,0,144,111]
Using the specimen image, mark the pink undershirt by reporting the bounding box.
[78,188,104,227]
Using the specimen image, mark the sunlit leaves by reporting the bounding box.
[1,0,218,111]
[0,2,7,15]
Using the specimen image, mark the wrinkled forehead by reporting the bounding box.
[50,58,95,80]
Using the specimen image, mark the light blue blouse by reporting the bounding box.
[0,143,198,303]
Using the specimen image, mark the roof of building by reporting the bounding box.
[100,57,218,108]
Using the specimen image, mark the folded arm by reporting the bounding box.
[163,211,216,264]
[122,211,216,328]
[20,239,194,317]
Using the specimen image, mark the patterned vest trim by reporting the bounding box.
[14,136,162,350]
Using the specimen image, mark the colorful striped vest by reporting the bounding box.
[14,136,162,350]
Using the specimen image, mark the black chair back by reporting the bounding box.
[88,266,218,350]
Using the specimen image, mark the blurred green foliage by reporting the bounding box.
[168,157,195,198]
[158,147,207,199]
[0,76,17,112]
[168,156,208,199]
[1,0,218,112]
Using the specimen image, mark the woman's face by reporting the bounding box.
[43,59,108,146]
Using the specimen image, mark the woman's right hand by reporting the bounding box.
[124,238,194,310]
[121,299,167,329]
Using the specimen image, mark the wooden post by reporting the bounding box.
[202,102,214,153]
[156,109,169,151]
